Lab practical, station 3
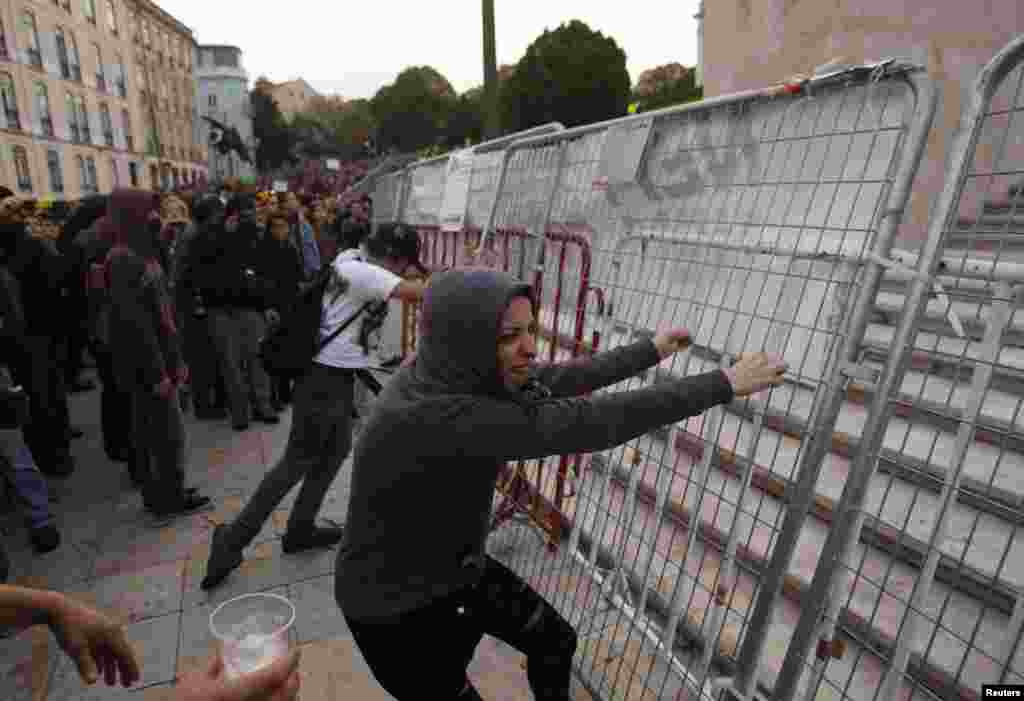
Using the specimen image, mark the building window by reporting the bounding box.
[99,103,112,145]
[128,160,138,186]
[1,73,20,130]
[208,94,216,109]
[0,16,9,59]
[87,155,97,190]
[64,92,77,142]
[77,154,98,193]
[55,28,81,82]
[105,0,118,35]
[148,162,157,189]
[115,53,126,98]
[83,0,96,24]
[12,146,31,192]
[110,156,118,186]
[46,148,63,192]
[34,82,53,137]
[76,95,90,143]
[94,43,105,92]
[21,11,41,69]
[121,107,132,150]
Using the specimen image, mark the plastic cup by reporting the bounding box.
[209,593,295,679]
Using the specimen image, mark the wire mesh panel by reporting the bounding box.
[770,34,1024,701]
[402,157,448,227]
[479,64,937,701]
[371,171,402,225]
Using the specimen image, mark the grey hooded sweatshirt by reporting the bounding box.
[335,269,735,621]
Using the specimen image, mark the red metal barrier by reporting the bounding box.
[398,225,606,550]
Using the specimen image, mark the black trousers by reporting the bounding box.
[183,314,226,411]
[12,335,71,472]
[90,341,133,460]
[343,555,577,700]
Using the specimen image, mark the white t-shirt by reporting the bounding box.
[314,249,402,369]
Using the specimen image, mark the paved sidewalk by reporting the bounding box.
[0,374,593,700]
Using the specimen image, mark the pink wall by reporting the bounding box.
[702,0,1023,248]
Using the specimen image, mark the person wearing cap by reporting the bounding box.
[201,222,428,590]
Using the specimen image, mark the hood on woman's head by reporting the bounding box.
[108,188,160,252]
[413,269,533,397]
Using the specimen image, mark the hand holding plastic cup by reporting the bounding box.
[209,593,295,679]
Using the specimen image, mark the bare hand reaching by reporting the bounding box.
[652,328,692,359]
[727,352,788,397]
[47,595,141,688]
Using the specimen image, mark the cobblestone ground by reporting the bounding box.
[0,370,594,700]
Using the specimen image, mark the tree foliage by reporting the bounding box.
[250,87,295,171]
[499,20,630,132]
[371,66,457,153]
[631,63,702,113]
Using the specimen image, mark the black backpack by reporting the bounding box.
[259,267,369,381]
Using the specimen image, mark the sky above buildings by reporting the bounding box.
[161,0,701,99]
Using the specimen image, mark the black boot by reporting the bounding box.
[200,524,243,590]
[281,523,343,554]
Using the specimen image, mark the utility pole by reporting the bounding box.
[482,0,500,140]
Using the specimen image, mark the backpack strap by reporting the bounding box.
[317,302,371,353]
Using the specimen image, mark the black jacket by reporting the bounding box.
[0,225,71,337]
[259,237,303,312]
[191,223,277,311]
[335,269,735,621]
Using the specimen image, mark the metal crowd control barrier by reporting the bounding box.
[375,58,950,701]
[764,34,1024,701]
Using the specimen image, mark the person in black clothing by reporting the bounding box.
[105,188,210,520]
[261,210,303,410]
[0,191,75,478]
[192,194,279,430]
[58,196,108,395]
[77,211,137,468]
[176,196,228,420]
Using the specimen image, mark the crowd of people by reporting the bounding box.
[0,159,789,700]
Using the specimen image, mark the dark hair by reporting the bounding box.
[0,186,13,202]
[193,196,224,224]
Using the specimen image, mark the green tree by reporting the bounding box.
[250,86,295,172]
[631,63,703,113]
[444,90,485,149]
[371,66,457,153]
[500,19,630,132]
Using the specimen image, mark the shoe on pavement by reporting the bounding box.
[281,523,343,554]
[30,525,61,554]
[149,492,212,519]
[201,524,243,590]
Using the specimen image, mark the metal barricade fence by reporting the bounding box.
[763,34,1024,701]
[375,62,948,701]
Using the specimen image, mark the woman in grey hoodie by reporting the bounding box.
[335,268,788,700]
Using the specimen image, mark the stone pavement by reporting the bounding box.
[0,375,595,701]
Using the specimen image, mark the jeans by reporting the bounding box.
[208,309,272,423]
[224,363,353,551]
[0,428,52,530]
[129,383,187,510]
[343,555,578,700]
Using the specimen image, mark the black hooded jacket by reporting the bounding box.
[335,269,735,621]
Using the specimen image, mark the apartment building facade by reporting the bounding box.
[0,0,207,200]
[195,44,253,181]
[266,78,318,122]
